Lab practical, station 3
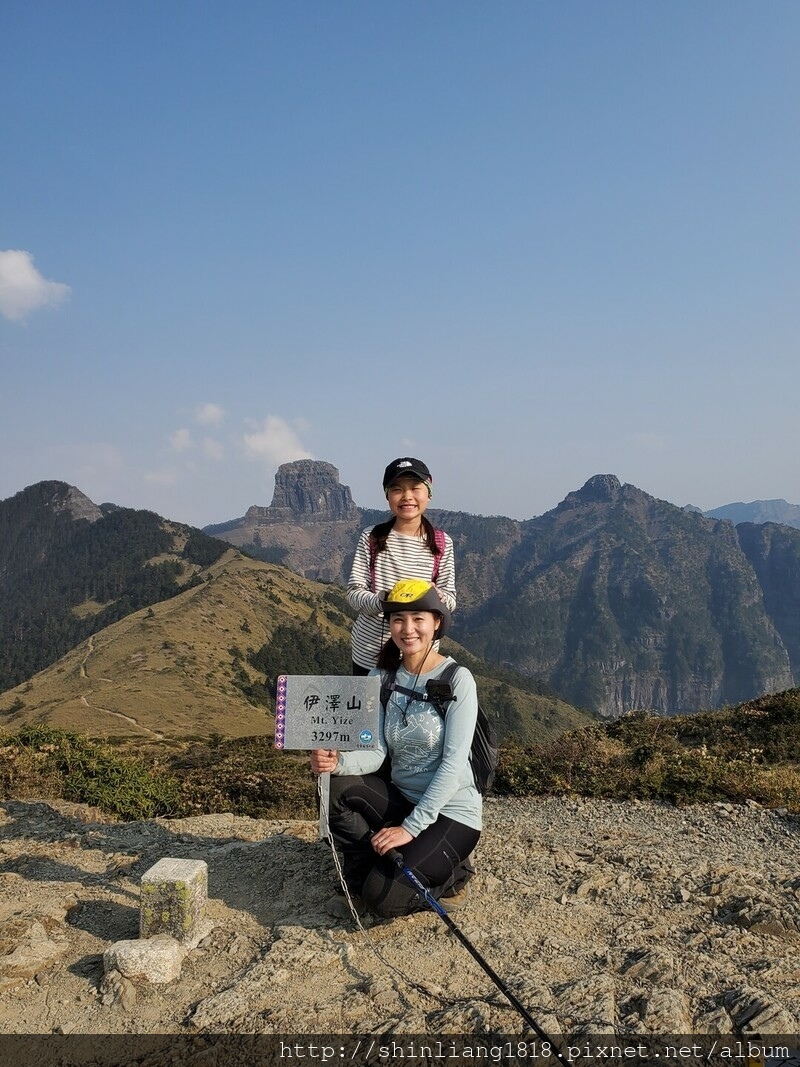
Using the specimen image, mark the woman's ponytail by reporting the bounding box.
[377,636,402,671]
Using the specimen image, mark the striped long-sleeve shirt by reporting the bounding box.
[346,525,457,670]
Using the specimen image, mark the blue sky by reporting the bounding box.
[2,2,799,526]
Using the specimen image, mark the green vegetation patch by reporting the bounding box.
[4,690,798,822]
[0,724,181,820]
[246,622,352,699]
[169,735,315,819]
[495,690,800,811]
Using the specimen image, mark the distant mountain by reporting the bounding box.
[702,499,800,529]
[461,475,794,718]
[0,481,228,692]
[210,463,800,719]
[207,459,372,580]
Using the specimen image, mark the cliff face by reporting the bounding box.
[462,476,793,718]
[209,468,798,718]
[737,521,800,683]
[245,460,360,525]
[60,484,103,523]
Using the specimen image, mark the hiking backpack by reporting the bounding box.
[379,661,499,794]
[368,527,447,592]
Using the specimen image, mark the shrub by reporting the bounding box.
[493,708,800,811]
[0,724,181,820]
[170,736,315,818]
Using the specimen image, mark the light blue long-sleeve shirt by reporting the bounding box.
[333,657,482,838]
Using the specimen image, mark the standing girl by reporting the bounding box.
[346,457,457,674]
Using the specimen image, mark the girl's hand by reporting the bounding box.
[310,748,339,774]
[371,826,413,856]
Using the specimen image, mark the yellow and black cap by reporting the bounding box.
[381,579,450,636]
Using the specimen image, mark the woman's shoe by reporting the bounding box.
[440,884,469,911]
[326,892,366,919]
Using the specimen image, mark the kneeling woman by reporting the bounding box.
[310,579,481,918]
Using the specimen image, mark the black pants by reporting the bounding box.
[328,772,480,918]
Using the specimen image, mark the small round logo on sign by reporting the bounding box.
[359,729,373,744]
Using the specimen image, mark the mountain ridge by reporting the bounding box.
[3,469,800,721]
[703,498,800,529]
[0,544,587,746]
[0,481,230,694]
[205,462,800,718]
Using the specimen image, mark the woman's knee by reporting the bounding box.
[327,773,350,809]
[327,773,374,823]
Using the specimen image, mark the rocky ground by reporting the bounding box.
[0,794,799,1039]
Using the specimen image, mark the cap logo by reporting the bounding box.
[398,461,412,468]
[386,579,432,603]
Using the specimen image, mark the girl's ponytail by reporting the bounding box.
[369,516,396,557]
[420,515,442,558]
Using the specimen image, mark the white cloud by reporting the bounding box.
[243,415,314,465]
[194,402,225,426]
[0,249,71,322]
[170,428,192,451]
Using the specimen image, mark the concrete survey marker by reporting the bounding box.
[140,857,208,945]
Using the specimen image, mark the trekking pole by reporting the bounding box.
[387,849,566,1056]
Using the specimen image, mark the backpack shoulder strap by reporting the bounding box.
[368,532,378,593]
[431,528,446,582]
[428,660,460,720]
[380,667,458,715]
[380,671,424,707]
[436,660,460,686]
[379,669,396,709]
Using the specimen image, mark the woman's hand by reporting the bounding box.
[310,748,339,774]
[371,825,413,856]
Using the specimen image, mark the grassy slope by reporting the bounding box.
[0,551,316,740]
[0,549,591,745]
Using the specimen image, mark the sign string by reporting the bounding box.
[317,774,449,1008]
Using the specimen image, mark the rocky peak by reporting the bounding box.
[28,481,103,523]
[245,460,360,526]
[60,485,103,523]
[559,473,623,510]
[581,474,623,500]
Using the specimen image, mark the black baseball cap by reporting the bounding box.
[382,457,432,491]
